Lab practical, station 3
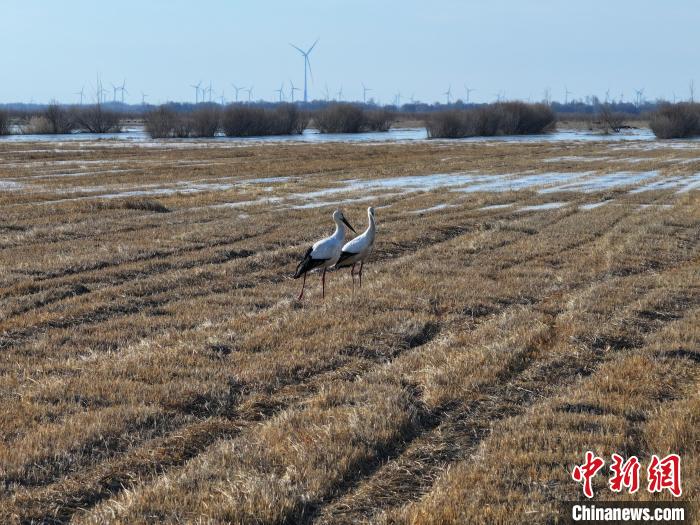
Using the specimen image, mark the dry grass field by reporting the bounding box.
[0,137,698,523]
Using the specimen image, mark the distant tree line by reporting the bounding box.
[2,98,699,139]
[0,97,671,118]
[143,103,396,137]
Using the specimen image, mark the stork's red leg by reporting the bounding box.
[359,261,364,288]
[321,268,326,299]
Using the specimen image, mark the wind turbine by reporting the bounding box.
[95,73,106,104]
[289,80,301,102]
[564,86,573,104]
[336,86,343,101]
[635,88,645,107]
[219,91,226,105]
[395,91,401,107]
[231,84,243,102]
[191,81,202,104]
[444,85,452,105]
[111,83,119,102]
[141,92,148,105]
[246,86,254,102]
[323,83,330,101]
[362,82,372,104]
[275,83,285,102]
[207,82,213,102]
[464,85,475,103]
[119,79,128,104]
[290,38,319,103]
[97,77,109,105]
[689,80,695,102]
[74,86,85,105]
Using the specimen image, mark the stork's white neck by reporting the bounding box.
[332,217,345,238]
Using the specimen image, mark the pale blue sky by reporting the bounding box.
[2,0,698,105]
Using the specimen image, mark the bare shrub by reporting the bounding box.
[425,110,468,138]
[222,106,268,136]
[272,104,309,135]
[597,104,625,133]
[505,102,555,134]
[0,110,11,135]
[73,104,121,133]
[221,104,308,137]
[364,109,395,132]
[315,104,365,133]
[650,103,700,138]
[173,115,194,138]
[427,102,555,138]
[145,106,180,138]
[190,106,220,137]
[44,102,75,134]
[25,116,53,134]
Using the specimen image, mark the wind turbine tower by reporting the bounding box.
[191,81,202,104]
[290,38,319,103]
[464,85,475,103]
[275,84,285,102]
[289,80,300,102]
[444,86,452,105]
[119,79,128,104]
[231,84,243,102]
[75,86,85,105]
[362,83,372,104]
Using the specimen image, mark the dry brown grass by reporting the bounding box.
[0,137,698,523]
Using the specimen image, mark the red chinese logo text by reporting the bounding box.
[572,452,682,498]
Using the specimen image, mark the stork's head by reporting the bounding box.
[333,209,356,233]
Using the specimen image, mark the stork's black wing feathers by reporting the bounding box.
[293,247,327,278]
[335,250,358,268]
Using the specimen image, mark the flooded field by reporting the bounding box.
[0,125,658,144]
[1,138,699,523]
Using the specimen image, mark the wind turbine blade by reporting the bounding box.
[290,43,305,54]
[306,38,319,54]
[306,56,314,82]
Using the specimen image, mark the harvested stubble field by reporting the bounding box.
[0,137,699,524]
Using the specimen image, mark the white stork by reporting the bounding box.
[293,209,356,300]
[334,206,375,290]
